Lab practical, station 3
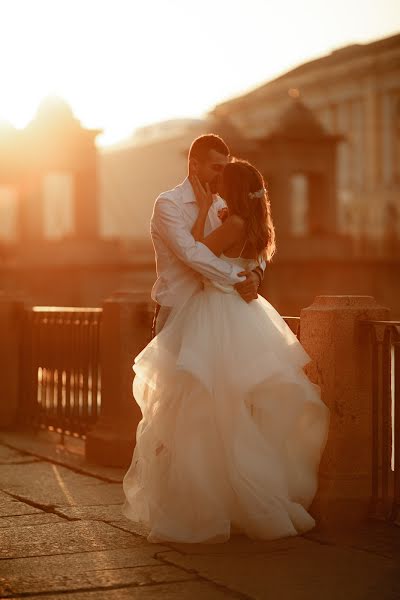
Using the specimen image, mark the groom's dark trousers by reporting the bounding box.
[151,303,161,339]
[151,303,172,339]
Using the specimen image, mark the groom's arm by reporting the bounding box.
[234,257,265,301]
[152,196,246,286]
[234,263,264,302]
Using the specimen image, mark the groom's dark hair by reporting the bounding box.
[189,134,230,161]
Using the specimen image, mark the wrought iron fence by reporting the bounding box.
[282,316,300,337]
[360,319,400,522]
[19,307,102,439]
[17,306,300,441]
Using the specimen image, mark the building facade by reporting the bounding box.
[212,33,400,241]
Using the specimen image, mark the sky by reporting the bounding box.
[0,0,399,147]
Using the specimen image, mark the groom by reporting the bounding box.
[150,134,265,336]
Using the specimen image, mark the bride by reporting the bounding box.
[121,158,330,543]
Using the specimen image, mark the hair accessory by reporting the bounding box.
[248,187,266,199]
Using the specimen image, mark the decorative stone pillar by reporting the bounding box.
[74,166,99,239]
[0,291,32,428]
[364,75,380,192]
[300,295,391,528]
[85,290,153,467]
[17,175,44,241]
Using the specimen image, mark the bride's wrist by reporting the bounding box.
[197,205,209,216]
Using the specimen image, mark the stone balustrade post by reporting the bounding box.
[299,295,391,527]
[0,291,32,429]
[85,291,153,467]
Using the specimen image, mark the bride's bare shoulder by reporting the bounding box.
[224,214,245,231]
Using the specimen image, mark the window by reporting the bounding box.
[0,186,18,241]
[395,98,400,183]
[290,174,309,236]
[42,173,74,240]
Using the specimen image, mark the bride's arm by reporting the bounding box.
[191,205,209,242]
[190,174,244,256]
[192,212,245,257]
[193,214,261,302]
[189,177,260,301]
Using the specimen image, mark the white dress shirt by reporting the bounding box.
[151,177,250,308]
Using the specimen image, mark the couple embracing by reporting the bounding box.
[122,134,330,544]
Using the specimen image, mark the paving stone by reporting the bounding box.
[109,519,152,539]
[304,520,400,560]
[157,538,400,600]
[0,512,65,528]
[0,432,125,482]
[166,532,309,555]
[0,490,43,517]
[0,564,196,597]
[0,546,165,577]
[53,504,152,537]
[1,520,161,559]
[0,444,41,464]
[2,435,399,600]
[8,580,233,600]
[55,504,126,522]
[0,462,123,507]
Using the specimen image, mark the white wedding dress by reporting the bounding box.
[121,253,330,543]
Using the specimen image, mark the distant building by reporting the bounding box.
[96,32,400,319]
[0,95,101,242]
[0,34,399,315]
[211,32,400,241]
[99,32,400,244]
[0,96,155,307]
[98,118,207,240]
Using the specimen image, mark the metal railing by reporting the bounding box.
[361,319,400,522]
[19,307,102,439]
[282,316,300,337]
[17,307,300,440]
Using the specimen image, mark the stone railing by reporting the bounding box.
[0,291,398,527]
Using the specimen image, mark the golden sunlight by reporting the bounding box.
[0,2,400,590]
[0,0,398,146]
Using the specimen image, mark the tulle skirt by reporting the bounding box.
[121,283,330,543]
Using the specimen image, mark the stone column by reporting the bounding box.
[300,295,391,528]
[364,75,380,192]
[17,175,44,241]
[85,290,153,467]
[0,292,32,429]
[73,147,99,240]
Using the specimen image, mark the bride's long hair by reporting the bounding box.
[222,159,276,263]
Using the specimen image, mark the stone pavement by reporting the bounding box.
[0,429,399,600]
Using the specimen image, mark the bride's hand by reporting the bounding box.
[189,173,213,213]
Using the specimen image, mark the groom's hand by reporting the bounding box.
[235,271,259,303]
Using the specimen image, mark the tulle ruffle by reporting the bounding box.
[122,285,330,543]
